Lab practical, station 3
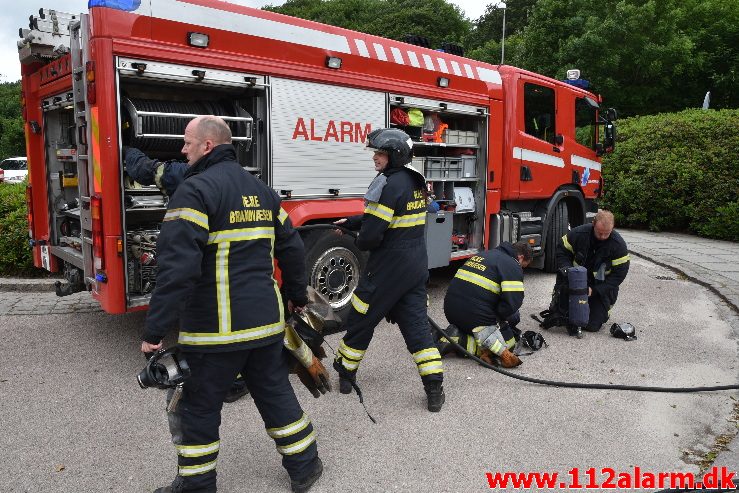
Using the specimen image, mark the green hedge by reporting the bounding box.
[0,183,36,275]
[601,109,739,241]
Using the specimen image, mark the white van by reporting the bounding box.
[0,157,28,184]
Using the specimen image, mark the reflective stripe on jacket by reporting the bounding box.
[443,242,524,332]
[556,223,630,303]
[144,145,307,352]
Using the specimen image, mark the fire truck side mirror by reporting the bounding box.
[602,122,617,154]
[606,108,618,121]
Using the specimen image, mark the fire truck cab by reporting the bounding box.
[18,1,615,318]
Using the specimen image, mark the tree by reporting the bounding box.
[677,0,739,109]
[464,0,538,54]
[265,0,470,50]
[0,82,25,160]
[506,0,737,116]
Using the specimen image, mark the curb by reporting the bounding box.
[627,250,738,314]
[0,278,59,293]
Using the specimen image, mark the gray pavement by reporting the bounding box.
[0,229,737,492]
[619,229,739,479]
[620,229,739,313]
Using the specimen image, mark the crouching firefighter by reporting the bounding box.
[333,128,445,412]
[140,117,322,493]
[539,210,630,338]
[441,241,533,368]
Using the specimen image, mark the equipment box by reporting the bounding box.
[425,157,462,180]
[410,156,425,175]
[461,155,477,178]
[444,157,462,179]
[424,157,445,179]
[443,129,460,144]
[442,130,478,145]
[463,131,478,145]
[425,212,453,269]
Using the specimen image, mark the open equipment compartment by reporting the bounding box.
[389,94,488,260]
[115,58,265,307]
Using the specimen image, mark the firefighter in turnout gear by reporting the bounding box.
[333,128,445,412]
[123,146,332,403]
[442,242,532,368]
[140,117,322,493]
[124,146,252,404]
[554,210,630,333]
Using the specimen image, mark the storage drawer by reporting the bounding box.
[461,155,477,178]
[463,131,479,145]
[444,157,462,179]
[424,157,445,179]
[410,156,425,175]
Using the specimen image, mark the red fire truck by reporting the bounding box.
[17,0,616,318]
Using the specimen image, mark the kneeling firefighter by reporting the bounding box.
[541,210,630,337]
[333,128,445,412]
[441,242,533,368]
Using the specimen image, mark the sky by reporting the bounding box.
[0,0,492,83]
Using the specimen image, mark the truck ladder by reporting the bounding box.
[69,15,96,290]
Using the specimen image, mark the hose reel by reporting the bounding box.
[121,97,253,153]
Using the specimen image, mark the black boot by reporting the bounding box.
[567,324,584,339]
[332,360,355,394]
[224,377,250,403]
[424,380,445,412]
[436,324,461,357]
[153,477,214,493]
[291,457,323,493]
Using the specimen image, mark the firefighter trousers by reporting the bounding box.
[441,314,520,358]
[585,290,611,331]
[165,339,318,492]
[336,266,443,384]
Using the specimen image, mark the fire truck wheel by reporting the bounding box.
[544,200,569,273]
[303,231,368,328]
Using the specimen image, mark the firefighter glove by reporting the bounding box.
[296,356,332,398]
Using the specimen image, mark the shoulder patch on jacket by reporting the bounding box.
[364,174,388,203]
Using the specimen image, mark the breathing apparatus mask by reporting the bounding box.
[610,322,637,341]
[137,347,191,389]
[520,330,547,351]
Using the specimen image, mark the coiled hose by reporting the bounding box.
[296,223,739,393]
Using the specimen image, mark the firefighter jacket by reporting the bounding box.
[123,147,188,197]
[343,166,429,315]
[343,166,427,252]
[443,243,525,333]
[143,144,308,352]
[556,223,630,306]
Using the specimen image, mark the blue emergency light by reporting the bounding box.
[563,79,591,90]
[88,0,141,10]
[562,69,590,89]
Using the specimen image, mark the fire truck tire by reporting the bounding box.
[303,231,368,328]
[544,200,569,273]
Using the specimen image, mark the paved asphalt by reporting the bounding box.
[0,232,737,493]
